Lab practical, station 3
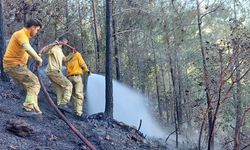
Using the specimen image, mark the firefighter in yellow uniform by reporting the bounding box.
[41,36,73,110]
[66,51,91,117]
[3,19,43,114]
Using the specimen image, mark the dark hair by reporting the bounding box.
[58,36,68,41]
[25,18,42,28]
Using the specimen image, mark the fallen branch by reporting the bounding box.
[137,119,142,131]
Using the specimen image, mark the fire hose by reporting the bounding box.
[36,42,96,150]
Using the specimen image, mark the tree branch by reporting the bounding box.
[165,130,176,143]
[112,8,150,16]
[200,3,223,21]
[235,104,250,150]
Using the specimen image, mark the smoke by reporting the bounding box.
[87,74,167,138]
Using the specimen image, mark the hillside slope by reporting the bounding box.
[0,80,167,150]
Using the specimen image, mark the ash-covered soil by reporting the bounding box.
[0,79,167,150]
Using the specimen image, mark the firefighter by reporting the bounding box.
[42,36,73,111]
[3,18,43,114]
[65,50,91,118]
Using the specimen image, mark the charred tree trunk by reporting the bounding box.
[104,0,113,118]
[0,0,9,81]
[92,0,102,73]
[111,0,121,81]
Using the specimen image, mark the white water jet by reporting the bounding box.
[87,74,167,138]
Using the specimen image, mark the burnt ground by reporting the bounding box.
[0,79,168,150]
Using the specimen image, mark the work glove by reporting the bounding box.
[87,71,92,76]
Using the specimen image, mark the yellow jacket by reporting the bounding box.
[46,45,65,72]
[66,52,89,76]
[3,28,30,68]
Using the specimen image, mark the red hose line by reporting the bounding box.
[37,43,96,150]
[39,42,77,54]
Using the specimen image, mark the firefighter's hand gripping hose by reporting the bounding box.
[36,42,96,150]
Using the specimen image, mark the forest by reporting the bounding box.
[0,0,250,150]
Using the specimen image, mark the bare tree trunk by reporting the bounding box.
[232,34,242,150]
[104,0,113,118]
[169,54,179,148]
[234,59,242,150]
[168,2,183,127]
[111,0,121,81]
[92,0,102,73]
[0,0,8,81]
[161,65,169,122]
[175,47,183,127]
[163,23,180,145]
[65,0,69,31]
[54,20,58,40]
[169,70,174,124]
[169,48,179,148]
[127,36,134,87]
[235,105,250,150]
[232,1,242,149]
[196,0,214,149]
[77,0,87,55]
[22,2,27,26]
[152,41,162,118]
[184,83,192,128]
[174,109,178,148]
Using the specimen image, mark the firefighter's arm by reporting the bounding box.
[78,53,91,76]
[63,53,74,63]
[80,63,89,73]
[23,43,42,63]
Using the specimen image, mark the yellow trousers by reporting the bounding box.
[47,70,72,105]
[68,75,84,116]
[4,65,41,113]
